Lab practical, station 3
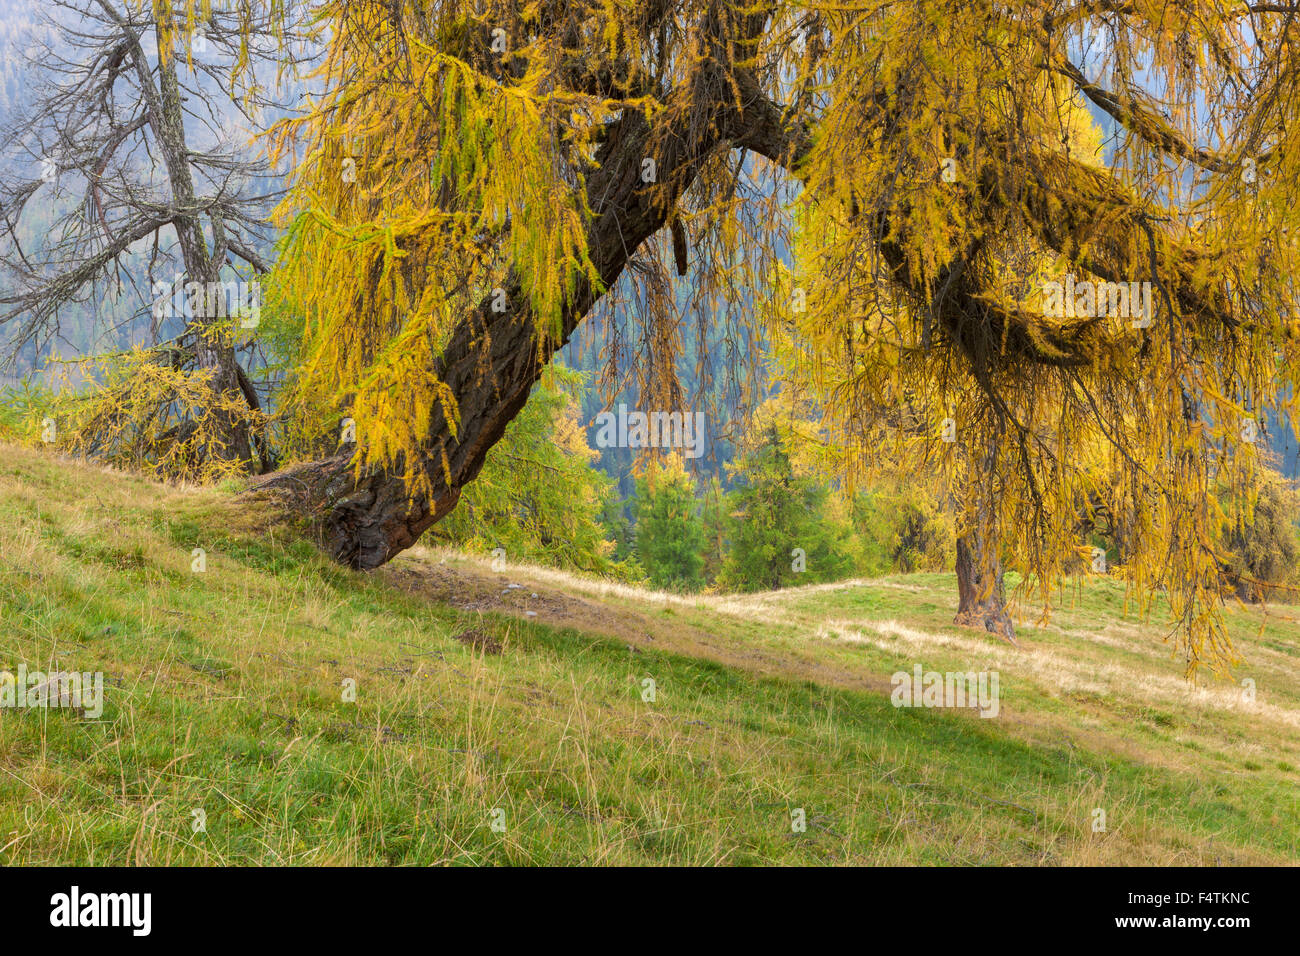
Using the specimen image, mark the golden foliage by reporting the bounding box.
[33,338,271,484]
[762,2,1300,675]
[265,1,624,499]
[173,0,1300,674]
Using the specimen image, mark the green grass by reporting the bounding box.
[0,444,1296,864]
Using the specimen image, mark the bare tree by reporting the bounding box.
[0,0,312,472]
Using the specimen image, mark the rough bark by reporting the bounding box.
[953,531,1017,644]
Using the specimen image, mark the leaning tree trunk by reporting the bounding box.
[249,16,790,570]
[953,529,1016,644]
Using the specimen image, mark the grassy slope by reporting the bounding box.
[0,444,1295,865]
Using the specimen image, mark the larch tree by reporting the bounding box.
[216,0,1294,676]
[0,0,313,475]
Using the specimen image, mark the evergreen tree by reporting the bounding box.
[633,459,706,593]
[719,423,852,592]
[699,475,730,585]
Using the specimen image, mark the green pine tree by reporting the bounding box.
[633,459,707,592]
[718,423,853,592]
[699,475,730,585]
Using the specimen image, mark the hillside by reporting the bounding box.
[0,444,1295,865]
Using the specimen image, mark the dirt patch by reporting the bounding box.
[452,627,503,655]
[381,556,898,699]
